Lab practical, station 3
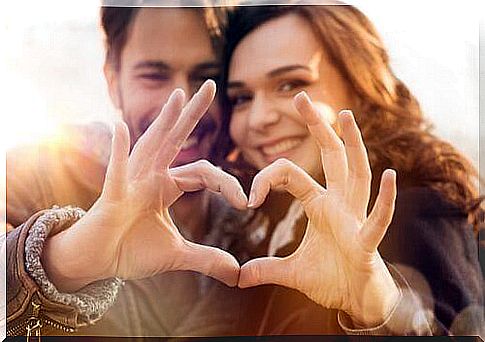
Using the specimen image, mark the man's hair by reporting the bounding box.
[100,6,226,70]
[100,7,138,70]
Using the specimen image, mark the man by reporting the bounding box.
[5,6,247,336]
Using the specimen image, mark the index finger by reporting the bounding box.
[156,79,217,169]
[248,158,324,209]
[294,92,348,193]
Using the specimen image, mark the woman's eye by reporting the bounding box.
[277,80,308,93]
[229,94,252,108]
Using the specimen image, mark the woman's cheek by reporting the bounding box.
[229,114,246,147]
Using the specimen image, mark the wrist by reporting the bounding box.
[346,258,401,328]
[42,230,103,292]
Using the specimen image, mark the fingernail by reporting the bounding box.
[295,91,310,103]
[247,192,257,208]
[200,79,216,92]
[205,79,216,87]
[386,168,397,179]
[167,89,183,106]
[339,109,353,118]
[238,189,248,204]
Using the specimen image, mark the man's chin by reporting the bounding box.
[172,150,207,168]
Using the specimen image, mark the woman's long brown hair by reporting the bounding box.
[216,5,483,233]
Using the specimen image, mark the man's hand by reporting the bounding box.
[42,80,246,292]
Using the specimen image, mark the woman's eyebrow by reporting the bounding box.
[227,65,311,89]
[267,65,311,78]
[227,81,245,90]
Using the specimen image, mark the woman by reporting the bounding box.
[213,4,483,335]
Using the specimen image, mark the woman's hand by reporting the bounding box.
[239,91,400,327]
[42,80,246,292]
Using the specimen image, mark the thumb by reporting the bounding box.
[239,257,292,288]
[177,240,240,287]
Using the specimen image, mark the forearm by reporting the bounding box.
[338,262,434,335]
[6,207,123,336]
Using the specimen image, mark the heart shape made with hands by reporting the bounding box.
[172,89,398,322]
[54,80,397,321]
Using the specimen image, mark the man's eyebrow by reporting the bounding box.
[267,65,311,78]
[193,62,220,71]
[133,61,171,71]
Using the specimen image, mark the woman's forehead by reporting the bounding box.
[228,14,324,81]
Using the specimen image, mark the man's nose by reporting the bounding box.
[248,94,280,131]
[173,75,193,99]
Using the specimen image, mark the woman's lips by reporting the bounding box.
[259,137,305,163]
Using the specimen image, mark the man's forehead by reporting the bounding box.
[126,8,213,55]
[121,7,217,68]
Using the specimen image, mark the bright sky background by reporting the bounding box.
[0,1,482,140]
[0,0,482,154]
[0,0,482,195]
[0,1,483,188]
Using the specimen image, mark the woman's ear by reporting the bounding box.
[104,62,122,110]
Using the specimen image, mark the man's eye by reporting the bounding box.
[139,74,170,81]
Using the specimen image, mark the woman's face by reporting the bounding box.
[227,13,354,180]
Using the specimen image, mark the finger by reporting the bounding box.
[360,169,397,251]
[170,160,248,210]
[340,110,372,219]
[177,240,240,287]
[129,88,186,177]
[103,121,130,201]
[248,159,323,209]
[157,79,216,169]
[294,92,348,193]
[238,257,292,288]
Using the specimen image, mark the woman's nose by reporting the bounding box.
[248,95,280,131]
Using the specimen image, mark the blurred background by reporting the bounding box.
[0,1,482,339]
[0,0,482,219]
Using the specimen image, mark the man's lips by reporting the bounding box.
[181,136,198,151]
[172,116,217,165]
[174,145,202,165]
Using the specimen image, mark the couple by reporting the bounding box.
[5,4,484,337]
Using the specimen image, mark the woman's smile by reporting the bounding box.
[257,136,306,163]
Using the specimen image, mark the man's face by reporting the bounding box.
[106,8,220,167]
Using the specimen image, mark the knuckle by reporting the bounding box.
[248,264,262,283]
[194,159,211,169]
[274,158,291,168]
